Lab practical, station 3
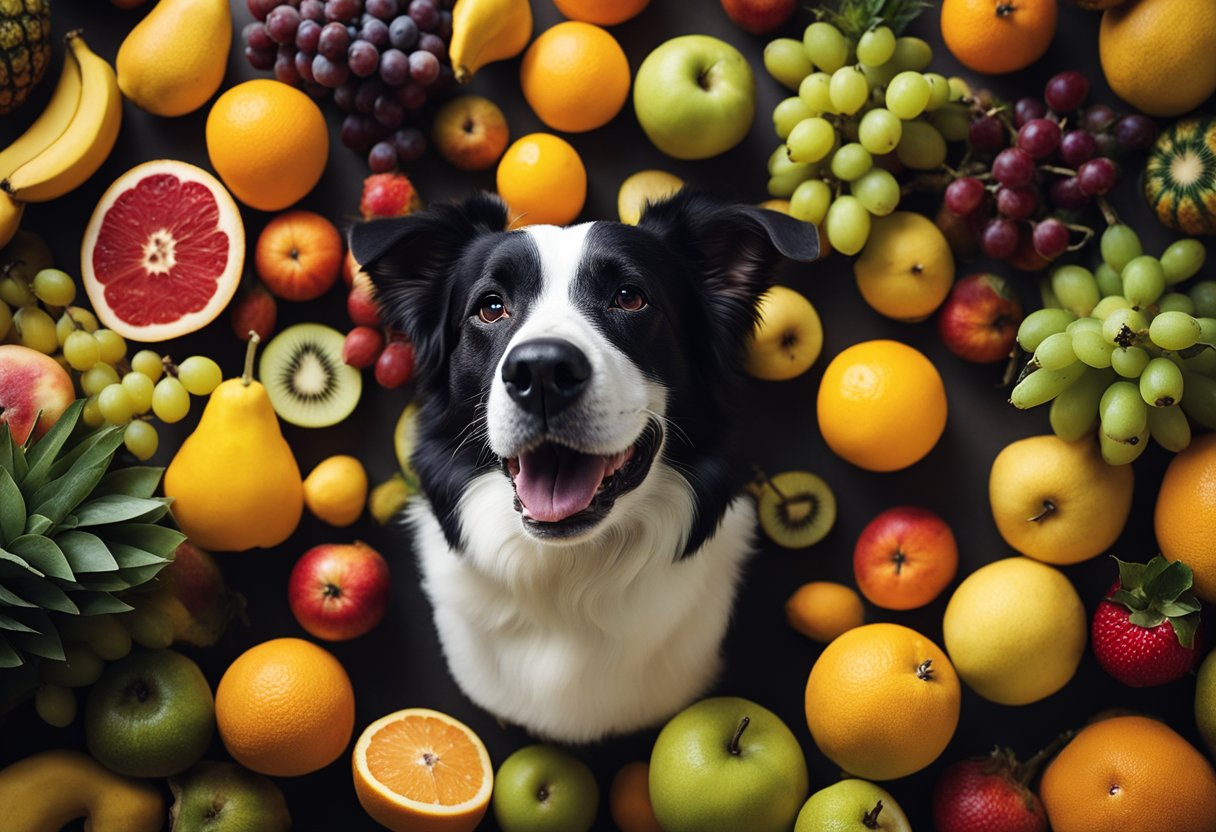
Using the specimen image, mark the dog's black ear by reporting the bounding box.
[350,192,508,376]
[637,189,818,342]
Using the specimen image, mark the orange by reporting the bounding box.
[1155,432,1216,602]
[609,761,663,832]
[784,581,865,643]
[496,133,587,228]
[940,0,1057,75]
[816,340,947,472]
[1099,0,1216,117]
[206,79,328,212]
[805,622,960,780]
[1040,715,1216,832]
[520,22,630,133]
[215,638,355,777]
[254,210,343,302]
[553,0,650,25]
[352,708,493,832]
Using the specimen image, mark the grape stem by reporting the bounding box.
[1061,221,1096,251]
[1039,165,1077,177]
[1097,196,1120,227]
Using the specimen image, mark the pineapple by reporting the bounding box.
[0,400,184,706]
[0,0,51,115]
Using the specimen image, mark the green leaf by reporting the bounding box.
[92,466,165,500]
[0,465,24,547]
[9,578,78,614]
[118,563,172,587]
[0,547,40,578]
[54,531,119,573]
[44,425,122,482]
[75,495,171,527]
[0,583,37,608]
[1129,609,1168,629]
[104,524,186,561]
[7,536,73,582]
[7,610,64,661]
[23,514,52,537]
[29,429,124,524]
[0,612,37,633]
[108,542,172,569]
[73,591,134,615]
[1144,559,1194,604]
[1171,611,1201,649]
[1160,598,1202,616]
[21,399,85,493]
[1114,557,1148,590]
[0,423,14,480]
[1109,588,1147,611]
[74,572,134,592]
[0,634,23,668]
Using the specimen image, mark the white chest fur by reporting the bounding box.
[408,465,755,744]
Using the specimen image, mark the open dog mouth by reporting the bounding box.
[503,420,663,536]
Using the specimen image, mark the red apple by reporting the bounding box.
[936,273,1023,364]
[288,542,390,642]
[229,282,277,342]
[432,95,510,172]
[720,0,797,34]
[0,344,75,444]
[853,506,958,611]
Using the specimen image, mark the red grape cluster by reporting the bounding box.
[343,271,415,389]
[943,70,1157,268]
[242,0,455,172]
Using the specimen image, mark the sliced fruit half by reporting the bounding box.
[617,170,683,225]
[756,469,837,549]
[81,160,244,342]
[260,323,361,428]
[353,707,493,832]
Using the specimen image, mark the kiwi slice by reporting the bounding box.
[756,470,837,549]
[260,323,362,428]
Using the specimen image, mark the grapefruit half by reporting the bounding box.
[82,160,244,342]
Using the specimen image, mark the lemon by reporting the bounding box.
[943,557,1086,705]
[303,455,368,527]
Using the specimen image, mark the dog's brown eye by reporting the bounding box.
[478,294,508,323]
[613,285,647,312]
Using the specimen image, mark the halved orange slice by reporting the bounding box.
[352,708,493,832]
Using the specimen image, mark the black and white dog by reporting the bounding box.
[352,191,817,743]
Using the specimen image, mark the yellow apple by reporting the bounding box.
[744,285,823,381]
[617,170,684,225]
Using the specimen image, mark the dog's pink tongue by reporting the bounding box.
[515,445,606,523]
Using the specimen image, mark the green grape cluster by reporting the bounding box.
[763,21,969,256]
[1011,224,1214,465]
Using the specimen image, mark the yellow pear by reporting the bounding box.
[116,0,232,117]
[164,337,303,551]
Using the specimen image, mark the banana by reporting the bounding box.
[0,192,23,249]
[450,0,533,84]
[1,31,122,204]
[0,45,83,181]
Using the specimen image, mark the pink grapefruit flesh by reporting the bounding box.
[82,160,244,342]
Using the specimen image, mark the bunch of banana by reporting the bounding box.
[450,0,533,84]
[0,31,122,246]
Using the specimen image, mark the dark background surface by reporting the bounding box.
[1,1,1210,829]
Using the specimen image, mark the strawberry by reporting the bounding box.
[1091,555,1204,687]
[932,746,1053,832]
[359,173,422,220]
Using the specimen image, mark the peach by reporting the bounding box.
[0,344,75,444]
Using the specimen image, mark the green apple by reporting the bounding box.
[1198,649,1216,757]
[85,647,215,777]
[170,761,291,832]
[649,696,809,832]
[633,35,756,160]
[794,779,912,832]
[492,744,598,832]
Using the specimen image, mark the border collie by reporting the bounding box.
[352,191,817,743]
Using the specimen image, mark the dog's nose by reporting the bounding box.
[501,338,591,419]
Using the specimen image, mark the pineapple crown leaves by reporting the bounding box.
[1108,555,1202,649]
[814,0,933,41]
[0,400,184,676]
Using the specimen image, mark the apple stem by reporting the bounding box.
[728,716,750,756]
[892,549,906,576]
[1026,499,1056,523]
[242,332,260,387]
[323,583,342,599]
[1015,730,1075,787]
[862,800,884,829]
[915,659,935,681]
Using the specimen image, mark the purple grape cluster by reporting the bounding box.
[243,0,455,171]
[943,70,1157,267]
